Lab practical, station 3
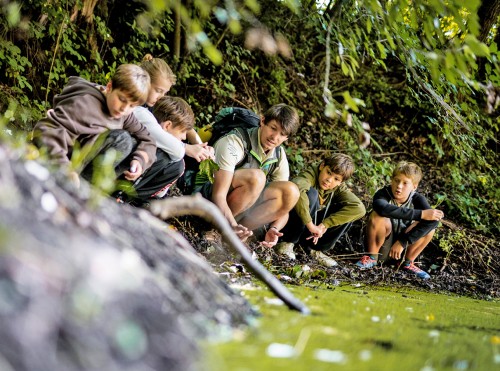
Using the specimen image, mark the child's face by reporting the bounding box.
[318,164,343,190]
[390,174,417,203]
[161,120,188,141]
[105,85,141,119]
[259,119,288,152]
[146,78,173,107]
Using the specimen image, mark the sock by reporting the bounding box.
[369,254,378,260]
[403,259,412,266]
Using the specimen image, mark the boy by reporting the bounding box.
[123,96,213,204]
[33,64,156,185]
[275,154,366,267]
[195,104,301,247]
[355,161,444,279]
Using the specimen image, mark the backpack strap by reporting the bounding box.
[234,127,283,179]
[233,127,252,168]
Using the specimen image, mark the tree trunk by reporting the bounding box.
[477,0,500,43]
[174,0,181,58]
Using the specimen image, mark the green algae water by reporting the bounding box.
[202,284,499,370]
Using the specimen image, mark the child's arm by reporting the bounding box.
[321,187,366,229]
[372,187,421,220]
[374,189,443,221]
[34,118,74,166]
[291,168,316,227]
[122,114,157,174]
[183,128,215,162]
[134,107,185,161]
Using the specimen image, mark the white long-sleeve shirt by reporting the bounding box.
[133,106,185,162]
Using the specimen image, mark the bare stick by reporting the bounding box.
[150,194,310,314]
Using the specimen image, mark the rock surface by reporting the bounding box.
[0,145,256,371]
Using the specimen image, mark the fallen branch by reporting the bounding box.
[150,194,311,314]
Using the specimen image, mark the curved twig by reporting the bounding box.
[150,194,310,314]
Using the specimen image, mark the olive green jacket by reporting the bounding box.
[292,163,366,228]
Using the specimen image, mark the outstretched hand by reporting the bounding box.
[261,227,283,248]
[305,223,327,245]
[186,143,215,162]
[233,224,253,241]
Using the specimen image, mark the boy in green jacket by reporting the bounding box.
[275,154,366,266]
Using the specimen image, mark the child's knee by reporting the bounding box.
[239,169,266,189]
[275,181,299,208]
[106,129,136,154]
[369,211,390,227]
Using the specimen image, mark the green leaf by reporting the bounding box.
[464,35,490,57]
[199,159,220,183]
[342,91,359,113]
[376,41,387,59]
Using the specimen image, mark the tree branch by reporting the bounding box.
[150,194,310,314]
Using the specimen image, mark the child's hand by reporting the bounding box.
[233,224,253,242]
[124,160,143,181]
[389,241,404,260]
[261,227,283,248]
[306,235,320,245]
[421,209,444,221]
[186,143,215,162]
[68,171,80,188]
[306,223,327,244]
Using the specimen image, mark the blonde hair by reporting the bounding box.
[392,161,423,185]
[111,64,150,104]
[153,96,194,130]
[140,54,176,86]
[322,153,354,181]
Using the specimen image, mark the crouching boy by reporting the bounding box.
[33,64,156,186]
[275,154,366,267]
[121,96,213,205]
[355,161,444,279]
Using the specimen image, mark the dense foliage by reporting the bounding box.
[0,0,498,237]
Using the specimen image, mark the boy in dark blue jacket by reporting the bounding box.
[356,161,444,279]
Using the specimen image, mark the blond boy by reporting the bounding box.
[356,161,444,279]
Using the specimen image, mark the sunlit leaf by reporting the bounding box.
[342,91,359,113]
[464,35,490,57]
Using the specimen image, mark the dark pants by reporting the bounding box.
[132,149,184,200]
[281,187,352,252]
[79,130,135,181]
[116,149,184,205]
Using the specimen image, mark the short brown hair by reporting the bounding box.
[153,96,194,130]
[111,64,150,104]
[263,104,300,136]
[141,54,177,86]
[322,153,354,181]
[392,161,423,185]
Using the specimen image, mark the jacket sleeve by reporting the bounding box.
[372,188,423,221]
[33,114,74,166]
[321,188,366,228]
[122,114,157,170]
[292,167,316,225]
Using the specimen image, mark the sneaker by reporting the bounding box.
[402,262,431,280]
[274,242,296,260]
[356,255,377,269]
[310,250,338,267]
